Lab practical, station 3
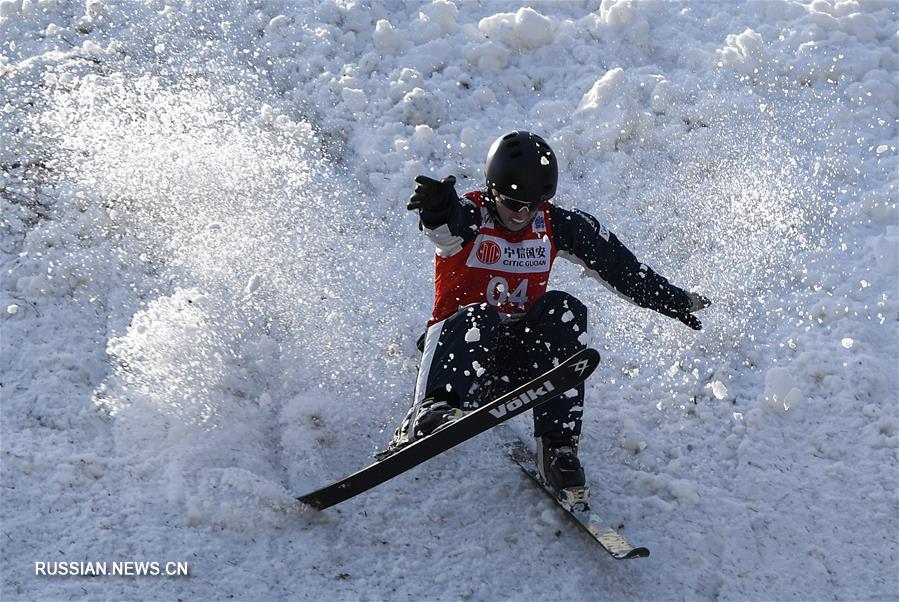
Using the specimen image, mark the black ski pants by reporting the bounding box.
[413,290,588,438]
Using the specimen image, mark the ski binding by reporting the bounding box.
[558,485,590,511]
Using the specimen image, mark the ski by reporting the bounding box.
[298,348,600,510]
[501,426,650,560]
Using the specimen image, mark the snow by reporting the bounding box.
[1,0,897,600]
[479,8,557,52]
[709,380,729,400]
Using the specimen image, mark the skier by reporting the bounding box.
[386,130,710,502]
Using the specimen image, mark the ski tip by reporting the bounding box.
[620,547,650,559]
[566,347,600,380]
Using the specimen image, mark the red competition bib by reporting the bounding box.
[430,191,557,324]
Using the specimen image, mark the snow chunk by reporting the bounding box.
[621,433,646,453]
[265,15,290,36]
[341,87,368,113]
[600,0,637,26]
[560,310,574,323]
[649,79,676,114]
[716,29,766,77]
[398,87,444,127]
[539,507,562,526]
[865,226,898,276]
[465,41,510,73]
[862,404,880,419]
[764,367,803,412]
[420,0,458,35]
[668,478,700,505]
[570,67,653,151]
[575,67,625,117]
[245,273,263,295]
[6,304,18,315]
[478,7,556,51]
[85,0,111,20]
[841,337,854,349]
[464,327,481,343]
[708,380,728,400]
[0,1,21,19]
[373,19,402,53]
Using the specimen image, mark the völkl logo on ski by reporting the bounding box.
[573,358,591,376]
[488,380,555,419]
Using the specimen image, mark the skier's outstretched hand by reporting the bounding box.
[677,292,711,330]
[407,175,458,212]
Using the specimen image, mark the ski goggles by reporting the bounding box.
[496,193,542,212]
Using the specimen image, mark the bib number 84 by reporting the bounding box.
[486,276,528,308]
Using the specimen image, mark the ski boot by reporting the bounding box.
[537,431,589,510]
[375,397,465,460]
[411,397,465,438]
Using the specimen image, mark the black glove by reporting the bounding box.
[677,292,711,330]
[407,175,458,212]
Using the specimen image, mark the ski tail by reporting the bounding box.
[501,425,650,560]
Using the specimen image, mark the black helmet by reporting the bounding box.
[485,131,558,206]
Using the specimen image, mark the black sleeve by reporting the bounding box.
[419,193,481,257]
[550,204,692,320]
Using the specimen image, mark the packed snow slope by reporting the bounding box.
[2,1,897,600]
